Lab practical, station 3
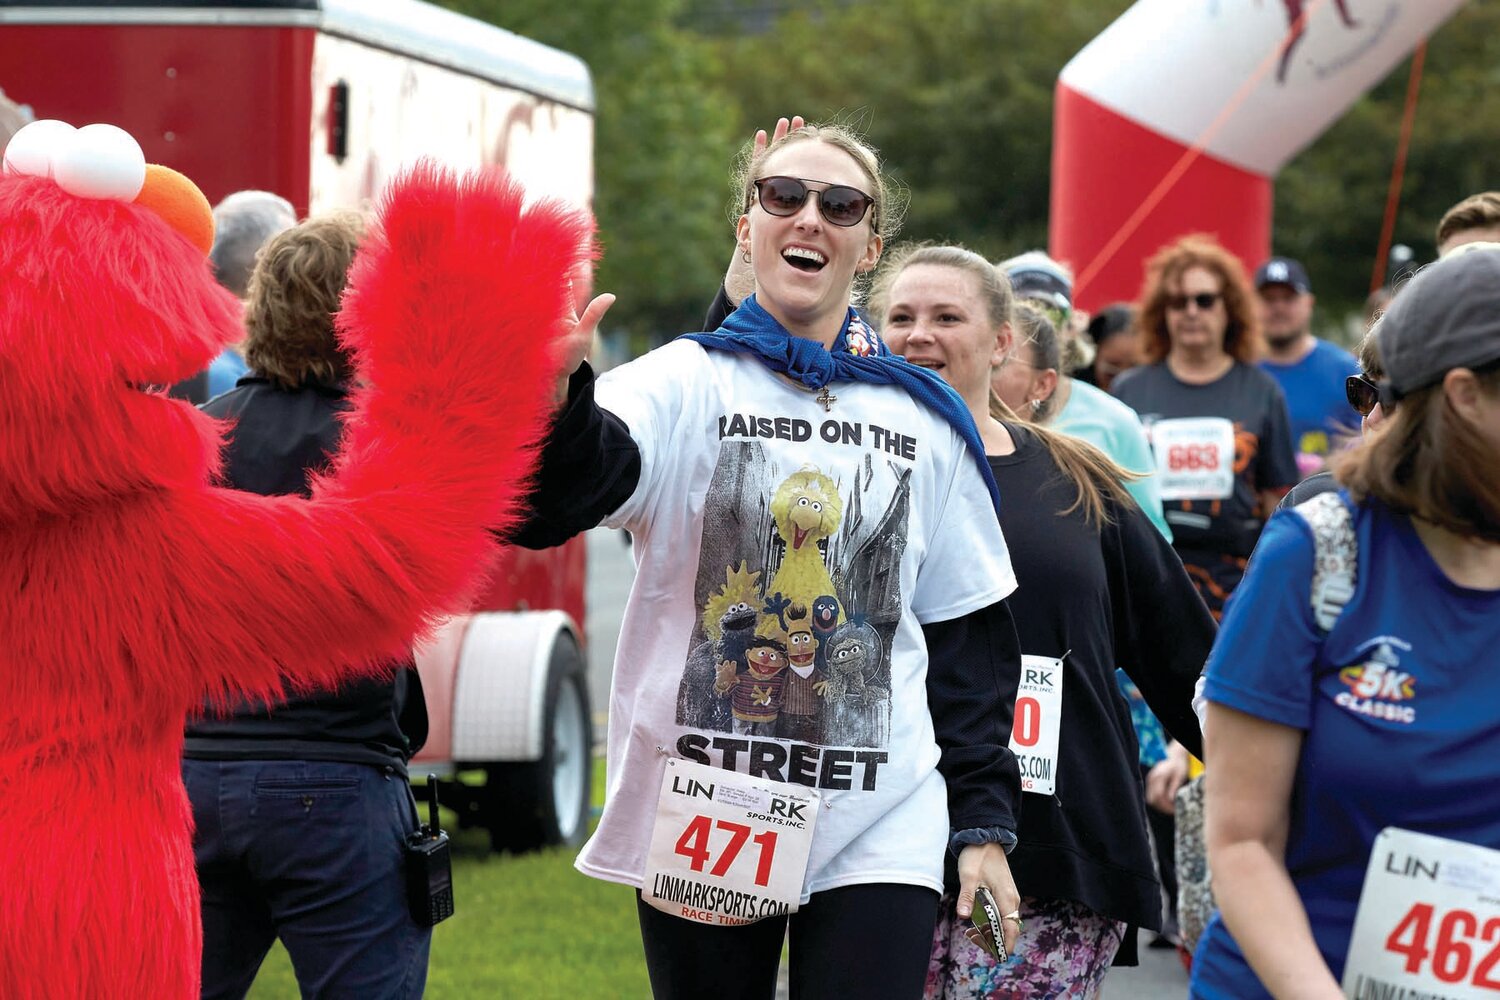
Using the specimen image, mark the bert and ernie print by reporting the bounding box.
[676,438,907,750]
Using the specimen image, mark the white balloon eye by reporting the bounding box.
[52,124,147,201]
[3,119,77,179]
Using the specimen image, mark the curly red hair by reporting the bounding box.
[1133,235,1261,364]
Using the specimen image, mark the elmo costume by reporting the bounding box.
[0,122,589,998]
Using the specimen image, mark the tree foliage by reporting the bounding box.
[1275,2,1500,322]
[701,0,1123,260]
[444,0,1499,339]
[440,0,742,341]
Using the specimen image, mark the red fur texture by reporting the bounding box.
[0,163,590,997]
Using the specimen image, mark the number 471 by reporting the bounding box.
[675,816,778,887]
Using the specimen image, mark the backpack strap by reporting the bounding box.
[1191,491,1356,728]
[1291,491,1358,633]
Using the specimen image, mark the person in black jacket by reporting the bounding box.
[868,243,1211,998]
[182,213,434,999]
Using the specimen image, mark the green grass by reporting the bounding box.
[247,763,651,999]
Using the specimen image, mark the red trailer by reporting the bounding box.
[0,0,596,852]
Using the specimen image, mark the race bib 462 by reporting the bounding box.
[1343,827,1500,998]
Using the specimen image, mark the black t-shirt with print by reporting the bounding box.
[1113,361,1298,555]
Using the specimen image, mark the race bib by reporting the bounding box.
[1343,827,1500,998]
[1150,417,1235,501]
[642,757,819,926]
[1007,654,1063,796]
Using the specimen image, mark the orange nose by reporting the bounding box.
[133,163,214,255]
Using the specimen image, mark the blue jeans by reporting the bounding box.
[184,759,431,999]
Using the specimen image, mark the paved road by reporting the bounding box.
[583,527,1190,998]
[584,526,635,737]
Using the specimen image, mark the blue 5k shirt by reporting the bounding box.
[1191,496,1500,999]
[1259,339,1359,476]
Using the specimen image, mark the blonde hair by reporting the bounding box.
[1009,301,1061,418]
[243,212,364,390]
[865,242,1011,330]
[865,241,1138,527]
[733,122,906,242]
[989,389,1139,526]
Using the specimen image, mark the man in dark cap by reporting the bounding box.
[1255,256,1359,476]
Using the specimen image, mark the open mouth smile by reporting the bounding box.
[782,246,827,273]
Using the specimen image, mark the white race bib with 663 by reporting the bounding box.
[1342,827,1500,998]
[1007,654,1063,796]
[1151,417,1235,501]
[642,758,819,926]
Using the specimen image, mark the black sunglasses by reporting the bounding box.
[1165,292,1222,312]
[751,175,876,228]
[1346,373,1380,417]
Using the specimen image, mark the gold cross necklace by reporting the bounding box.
[776,373,838,411]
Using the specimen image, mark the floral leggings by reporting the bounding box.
[925,894,1126,1000]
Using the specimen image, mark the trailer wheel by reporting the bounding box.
[486,629,592,853]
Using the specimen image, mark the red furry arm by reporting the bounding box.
[181,164,592,702]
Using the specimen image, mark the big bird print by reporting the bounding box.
[763,465,844,633]
[0,121,588,998]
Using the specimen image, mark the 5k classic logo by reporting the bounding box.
[1336,637,1418,725]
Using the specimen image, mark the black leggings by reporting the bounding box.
[636,882,940,1000]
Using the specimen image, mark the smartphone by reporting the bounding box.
[966,886,1007,963]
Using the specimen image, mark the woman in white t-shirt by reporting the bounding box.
[521,121,1026,999]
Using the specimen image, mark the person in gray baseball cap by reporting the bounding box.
[1372,244,1500,410]
[1191,246,1500,1000]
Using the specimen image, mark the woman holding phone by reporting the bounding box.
[518,120,1026,1000]
[870,243,1212,998]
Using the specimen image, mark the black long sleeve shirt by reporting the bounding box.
[980,425,1212,937]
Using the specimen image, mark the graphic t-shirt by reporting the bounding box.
[1112,361,1298,554]
[579,341,1017,899]
[1054,378,1172,542]
[1191,498,1500,999]
[1259,339,1360,476]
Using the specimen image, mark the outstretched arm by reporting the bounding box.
[179,163,592,705]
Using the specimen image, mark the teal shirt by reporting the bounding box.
[1054,378,1172,542]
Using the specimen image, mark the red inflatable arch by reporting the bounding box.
[1050,0,1464,311]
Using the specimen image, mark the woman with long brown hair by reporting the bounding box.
[872,243,1214,998]
[1113,235,1299,620]
[1192,246,1500,998]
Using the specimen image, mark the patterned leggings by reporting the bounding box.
[925,895,1125,1000]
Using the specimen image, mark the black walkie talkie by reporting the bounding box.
[404,774,455,927]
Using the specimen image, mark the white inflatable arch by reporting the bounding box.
[1051,0,1464,310]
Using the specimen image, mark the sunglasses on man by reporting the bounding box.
[751,175,876,228]
[1165,292,1222,312]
